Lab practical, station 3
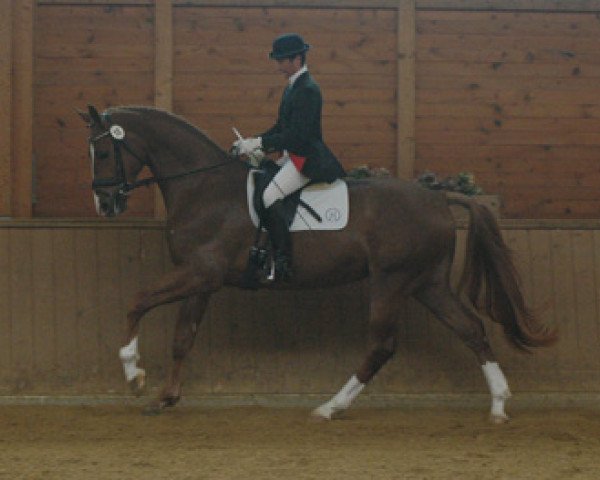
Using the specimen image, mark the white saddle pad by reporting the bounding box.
[247,173,349,231]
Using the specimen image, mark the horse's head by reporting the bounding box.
[78,105,147,217]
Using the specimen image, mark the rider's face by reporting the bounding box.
[276,56,302,79]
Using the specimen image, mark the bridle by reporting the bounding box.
[88,114,245,196]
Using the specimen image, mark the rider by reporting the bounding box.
[233,33,346,282]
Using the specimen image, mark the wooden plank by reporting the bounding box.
[418,76,600,93]
[35,0,600,11]
[174,100,397,117]
[549,230,578,374]
[175,85,397,103]
[417,61,600,79]
[397,0,416,179]
[501,230,532,375]
[74,229,102,392]
[417,101,600,119]
[9,230,33,392]
[0,0,11,216]
[52,229,80,389]
[178,114,397,136]
[95,229,125,388]
[419,33,600,55]
[417,10,600,34]
[416,129,600,146]
[417,44,600,64]
[138,231,174,387]
[37,5,154,23]
[417,117,600,134]
[154,0,172,219]
[12,0,34,217]
[36,56,155,74]
[175,30,398,51]
[432,0,600,9]
[174,72,397,88]
[527,230,559,388]
[417,145,600,164]
[31,229,56,388]
[37,43,153,59]
[174,7,397,32]
[570,231,598,375]
[174,53,396,76]
[219,289,259,393]
[35,87,154,112]
[0,231,11,391]
[594,231,600,374]
[416,89,600,108]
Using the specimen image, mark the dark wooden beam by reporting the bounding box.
[12,0,35,218]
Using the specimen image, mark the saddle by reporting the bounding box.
[242,160,349,289]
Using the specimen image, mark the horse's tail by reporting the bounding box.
[447,193,557,351]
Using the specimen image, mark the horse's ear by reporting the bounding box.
[87,104,103,127]
[75,107,91,125]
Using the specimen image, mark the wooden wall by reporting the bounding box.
[1,221,600,395]
[2,1,600,218]
[415,10,600,218]
[34,5,156,217]
[0,2,11,217]
[172,7,398,172]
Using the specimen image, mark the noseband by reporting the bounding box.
[89,113,247,195]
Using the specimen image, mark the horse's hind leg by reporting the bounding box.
[143,294,209,415]
[416,282,511,423]
[312,274,401,420]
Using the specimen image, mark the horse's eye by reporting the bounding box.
[96,151,110,160]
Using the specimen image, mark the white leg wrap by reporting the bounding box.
[119,337,143,382]
[312,375,365,420]
[482,361,511,419]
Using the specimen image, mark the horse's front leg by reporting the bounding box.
[143,294,209,415]
[119,262,223,396]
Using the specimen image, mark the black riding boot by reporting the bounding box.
[264,200,293,282]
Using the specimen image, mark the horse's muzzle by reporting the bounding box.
[95,190,127,217]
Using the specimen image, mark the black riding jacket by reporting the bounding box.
[260,71,346,183]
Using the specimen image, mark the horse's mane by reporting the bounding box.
[105,105,227,155]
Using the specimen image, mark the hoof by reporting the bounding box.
[311,403,345,421]
[142,400,167,416]
[490,413,510,424]
[127,369,146,397]
[310,411,330,422]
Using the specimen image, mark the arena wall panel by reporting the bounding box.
[1,221,599,396]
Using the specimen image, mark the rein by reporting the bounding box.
[89,117,248,194]
[125,157,244,192]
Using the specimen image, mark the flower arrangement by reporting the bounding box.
[346,165,392,179]
[416,172,483,196]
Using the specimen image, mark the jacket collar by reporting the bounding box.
[288,65,308,86]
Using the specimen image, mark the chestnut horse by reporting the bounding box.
[79,105,555,423]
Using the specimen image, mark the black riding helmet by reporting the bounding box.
[269,33,310,60]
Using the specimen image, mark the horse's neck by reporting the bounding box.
[139,120,244,213]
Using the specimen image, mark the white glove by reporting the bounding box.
[233,137,262,156]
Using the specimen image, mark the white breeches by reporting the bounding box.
[262,155,310,208]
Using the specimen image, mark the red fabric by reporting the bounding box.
[289,153,307,171]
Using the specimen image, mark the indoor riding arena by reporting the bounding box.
[2,1,600,478]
